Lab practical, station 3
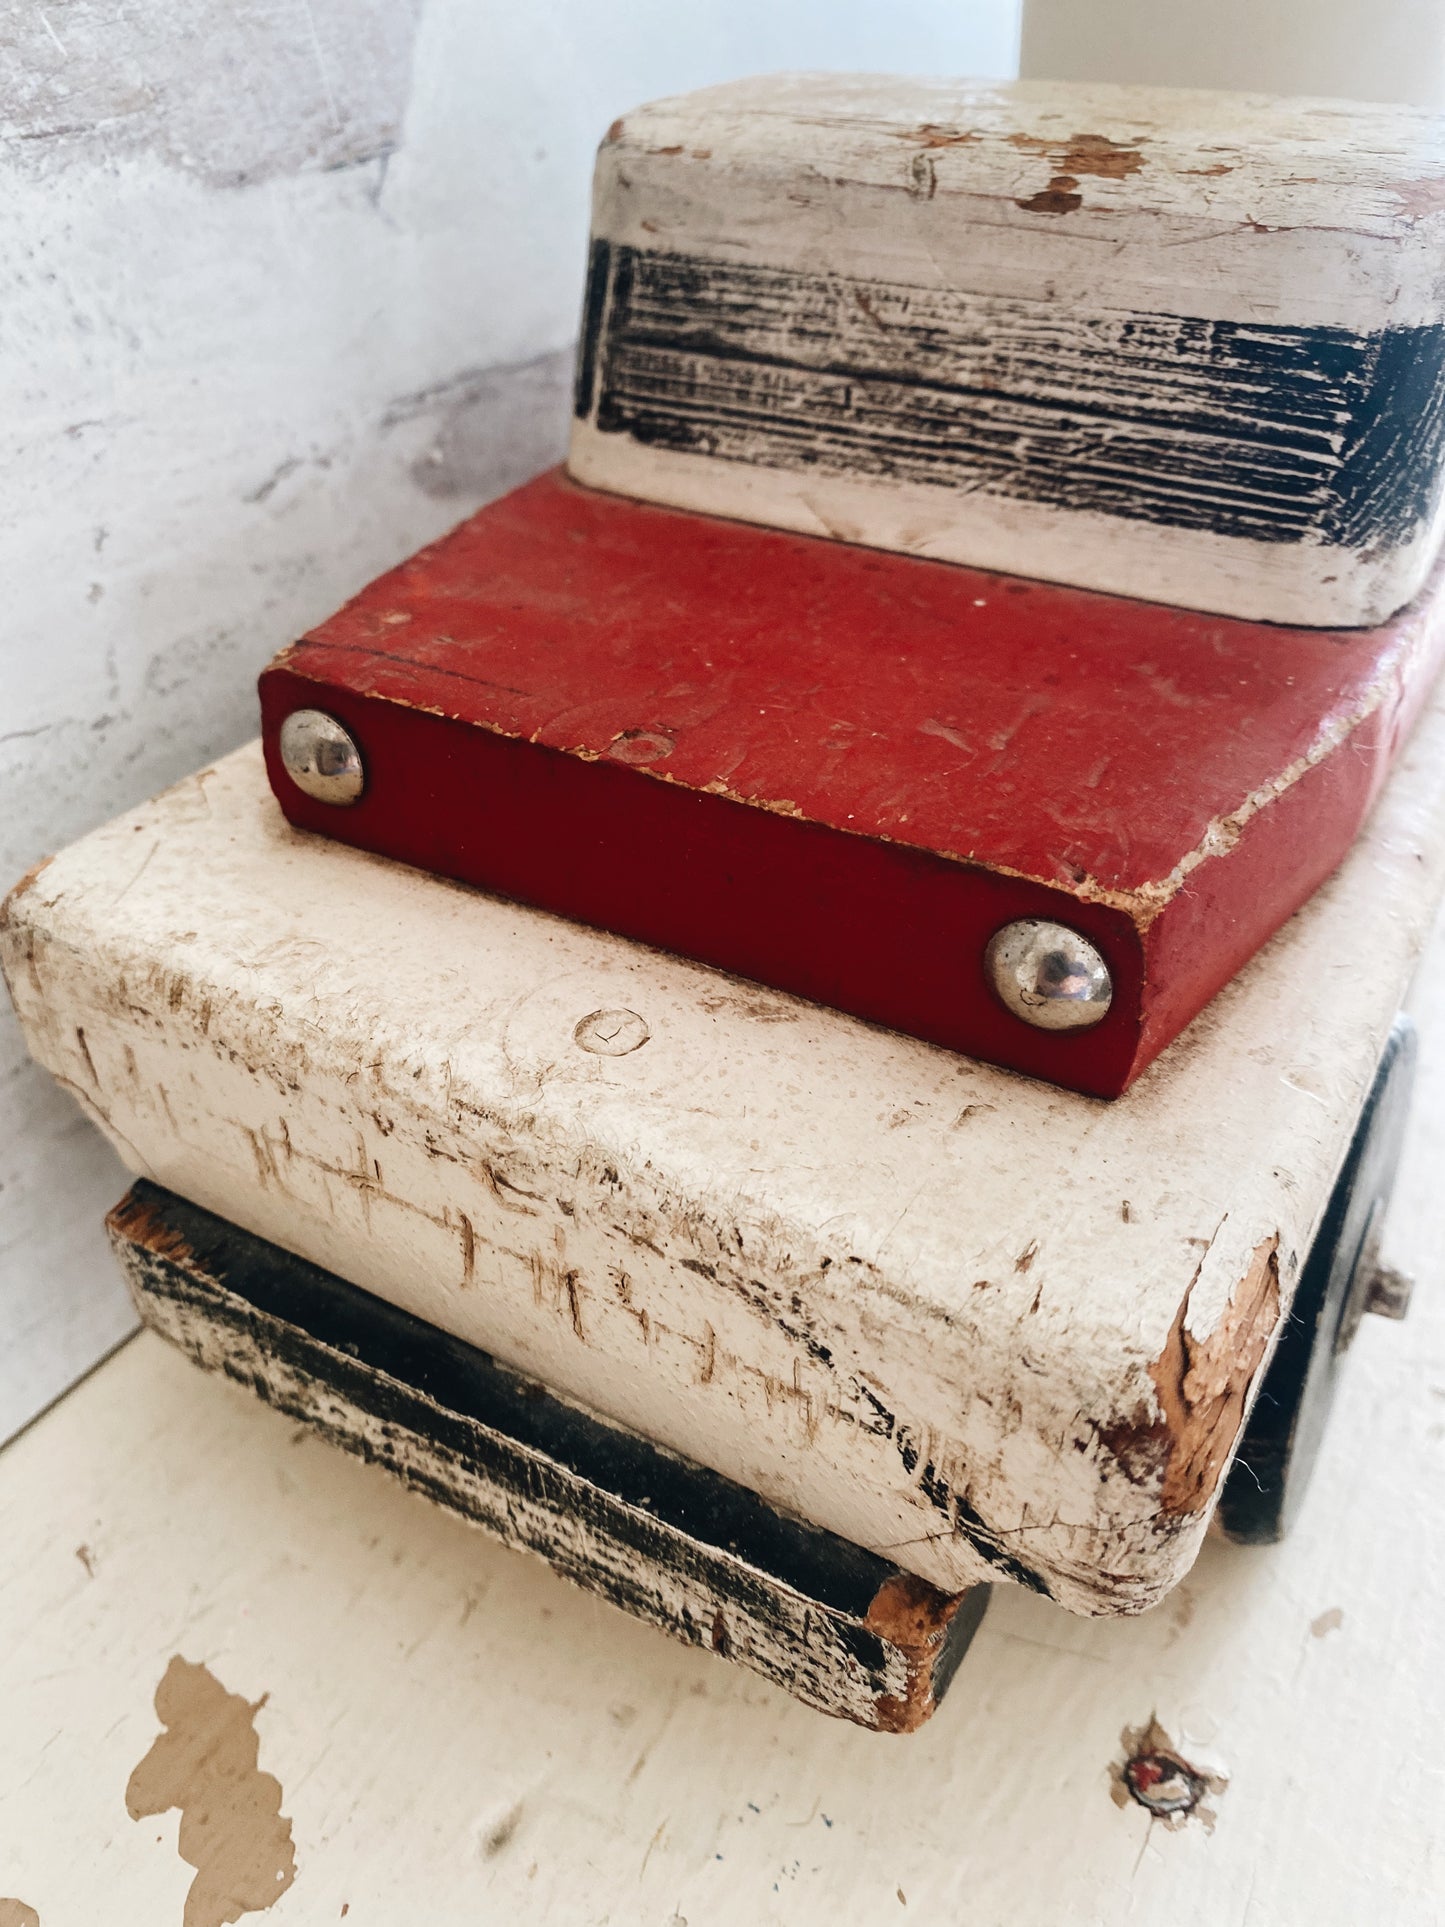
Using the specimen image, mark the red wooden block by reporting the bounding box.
[258,469,1445,1097]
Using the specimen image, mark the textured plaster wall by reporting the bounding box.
[0,0,1021,1439]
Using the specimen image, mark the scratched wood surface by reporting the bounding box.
[7,700,1445,1618]
[572,75,1445,624]
[0,893,1443,1922]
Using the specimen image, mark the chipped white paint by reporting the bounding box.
[0,1,1021,1440]
[8,702,1445,1613]
[572,74,1445,624]
[587,75,1445,328]
[1,895,1443,1918]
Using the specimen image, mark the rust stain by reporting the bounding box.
[1149,1236,1281,1515]
[0,1903,40,1927]
[866,1574,966,1733]
[1181,162,1234,177]
[126,1656,296,1927]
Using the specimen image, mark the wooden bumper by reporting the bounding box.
[108,1181,988,1732]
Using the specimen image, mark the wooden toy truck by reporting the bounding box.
[4,702,1440,1726]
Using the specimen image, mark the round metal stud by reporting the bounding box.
[984,919,1113,1032]
[278,709,365,806]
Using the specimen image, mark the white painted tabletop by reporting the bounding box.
[2,911,1443,1925]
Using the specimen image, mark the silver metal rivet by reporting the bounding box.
[984,919,1113,1032]
[278,709,365,806]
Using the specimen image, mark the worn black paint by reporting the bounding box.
[1218,1017,1416,1544]
[110,1183,989,1727]
[852,1381,1049,1592]
[580,245,1445,551]
[572,237,614,422]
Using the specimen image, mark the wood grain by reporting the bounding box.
[580,242,1445,550]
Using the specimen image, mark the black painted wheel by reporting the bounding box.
[1217,1016,1417,1545]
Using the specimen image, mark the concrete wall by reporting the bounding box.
[1021,0,1445,107]
[0,0,1021,1439]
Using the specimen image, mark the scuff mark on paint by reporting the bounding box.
[126,1656,297,1926]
